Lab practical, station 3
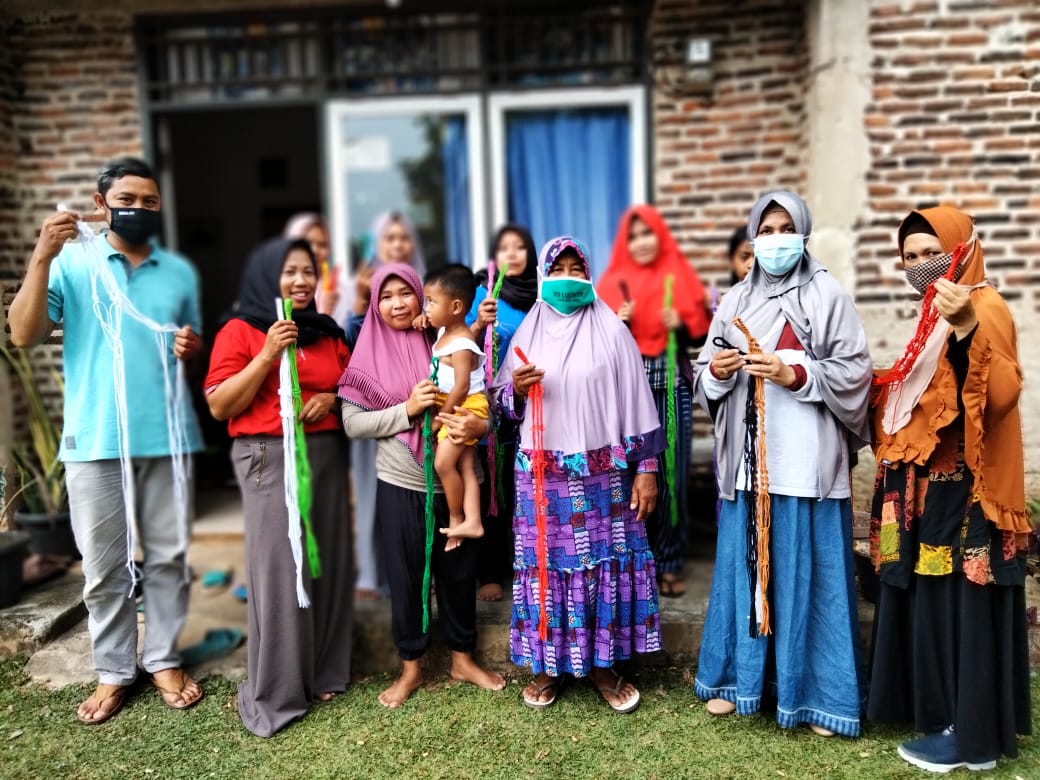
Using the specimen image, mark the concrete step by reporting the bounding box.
[0,567,86,661]
[19,559,877,688]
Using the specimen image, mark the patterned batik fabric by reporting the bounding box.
[510,464,661,677]
[869,421,1026,590]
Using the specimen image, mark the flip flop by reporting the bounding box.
[232,584,248,603]
[595,673,641,714]
[76,684,129,725]
[522,676,563,710]
[200,568,232,596]
[180,628,244,667]
[146,667,204,710]
[658,574,687,598]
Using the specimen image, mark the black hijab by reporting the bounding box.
[474,223,538,313]
[234,237,346,346]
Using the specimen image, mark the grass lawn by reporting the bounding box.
[0,658,1037,780]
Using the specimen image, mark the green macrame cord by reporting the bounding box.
[663,275,680,528]
[283,298,322,578]
[488,270,507,505]
[421,355,440,633]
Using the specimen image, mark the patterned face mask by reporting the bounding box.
[904,252,956,295]
[903,232,976,294]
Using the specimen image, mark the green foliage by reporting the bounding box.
[0,660,1037,780]
[0,344,66,517]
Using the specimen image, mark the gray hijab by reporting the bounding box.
[695,190,872,501]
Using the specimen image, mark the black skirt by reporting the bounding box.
[866,455,1031,763]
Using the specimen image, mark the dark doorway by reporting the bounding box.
[157,106,322,486]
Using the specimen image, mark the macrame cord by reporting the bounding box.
[873,239,970,401]
[662,274,680,527]
[732,317,772,637]
[72,213,193,596]
[514,346,549,640]
[420,355,440,632]
[483,263,507,515]
[277,298,322,609]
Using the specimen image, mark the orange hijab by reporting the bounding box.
[598,205,709,356]
[873,205,1031,536]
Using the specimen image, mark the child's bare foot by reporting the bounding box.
[378,661,423,709]
[439,516,484,540]
[477,582,503,602]
[449,651,506,691]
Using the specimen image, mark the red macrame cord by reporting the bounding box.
[873,239,970,392]
[514,345,549,641]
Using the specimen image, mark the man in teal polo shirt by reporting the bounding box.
[9,157,205,724]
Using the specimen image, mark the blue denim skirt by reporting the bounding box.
[695,491,865,736]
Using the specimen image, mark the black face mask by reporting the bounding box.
[106,203,162,245]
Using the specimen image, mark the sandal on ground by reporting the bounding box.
[76,683,129,725]
[809,724,835,737]
[595,672,640,714]
[522,676,563,710]
[705,698,736,716]
[657,573,687,598]
[147,667,204,710]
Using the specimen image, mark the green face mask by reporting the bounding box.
[541,277,596,315]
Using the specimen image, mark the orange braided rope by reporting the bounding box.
[515,346,549,641]
[733,317,772,636]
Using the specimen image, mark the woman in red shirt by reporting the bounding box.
[205,238,352,738]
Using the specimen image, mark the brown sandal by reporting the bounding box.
[76,684,129,725]
[147,667,204,710]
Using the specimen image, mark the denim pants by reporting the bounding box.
[66,457,192,685]
[695,491,865,736]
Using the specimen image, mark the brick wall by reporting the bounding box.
[650,0,808,289]
[1,1,1037,495]
[0,10,142,443]
[650,0,1039,496]
[858,0,1040,491]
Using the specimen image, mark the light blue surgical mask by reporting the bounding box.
[540,277,596,315]
[752,233,805,276]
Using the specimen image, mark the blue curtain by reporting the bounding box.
[506,109,630,279]
[442,115,471,267]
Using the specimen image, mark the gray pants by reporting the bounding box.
[65,457,192,686]
[234,434,355,738]
[351,437,385,593]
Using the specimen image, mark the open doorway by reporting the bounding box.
[157,106,322,486]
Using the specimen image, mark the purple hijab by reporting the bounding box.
[337,263,432,464]
[491,236,662,459]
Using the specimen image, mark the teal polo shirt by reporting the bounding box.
[47,232,204,462]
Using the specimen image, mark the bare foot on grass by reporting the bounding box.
[477,583,503,602]
[449,651,506,691]
[378,660,423,709]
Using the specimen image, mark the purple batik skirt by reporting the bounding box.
[510,466,661,676]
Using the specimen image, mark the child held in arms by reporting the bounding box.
[416,264,489,550]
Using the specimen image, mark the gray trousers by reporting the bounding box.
[234,433,355,738]
[65,457,192,686]
[351,437,385,593]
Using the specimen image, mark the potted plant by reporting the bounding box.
[0,343,77,559]
[0,468,31,607]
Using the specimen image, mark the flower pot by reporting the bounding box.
[0,531,30,608]
[14,510,79,559]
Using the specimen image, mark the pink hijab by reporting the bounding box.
[337,263,432,464]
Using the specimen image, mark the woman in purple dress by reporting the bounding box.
[491,236,664,713]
